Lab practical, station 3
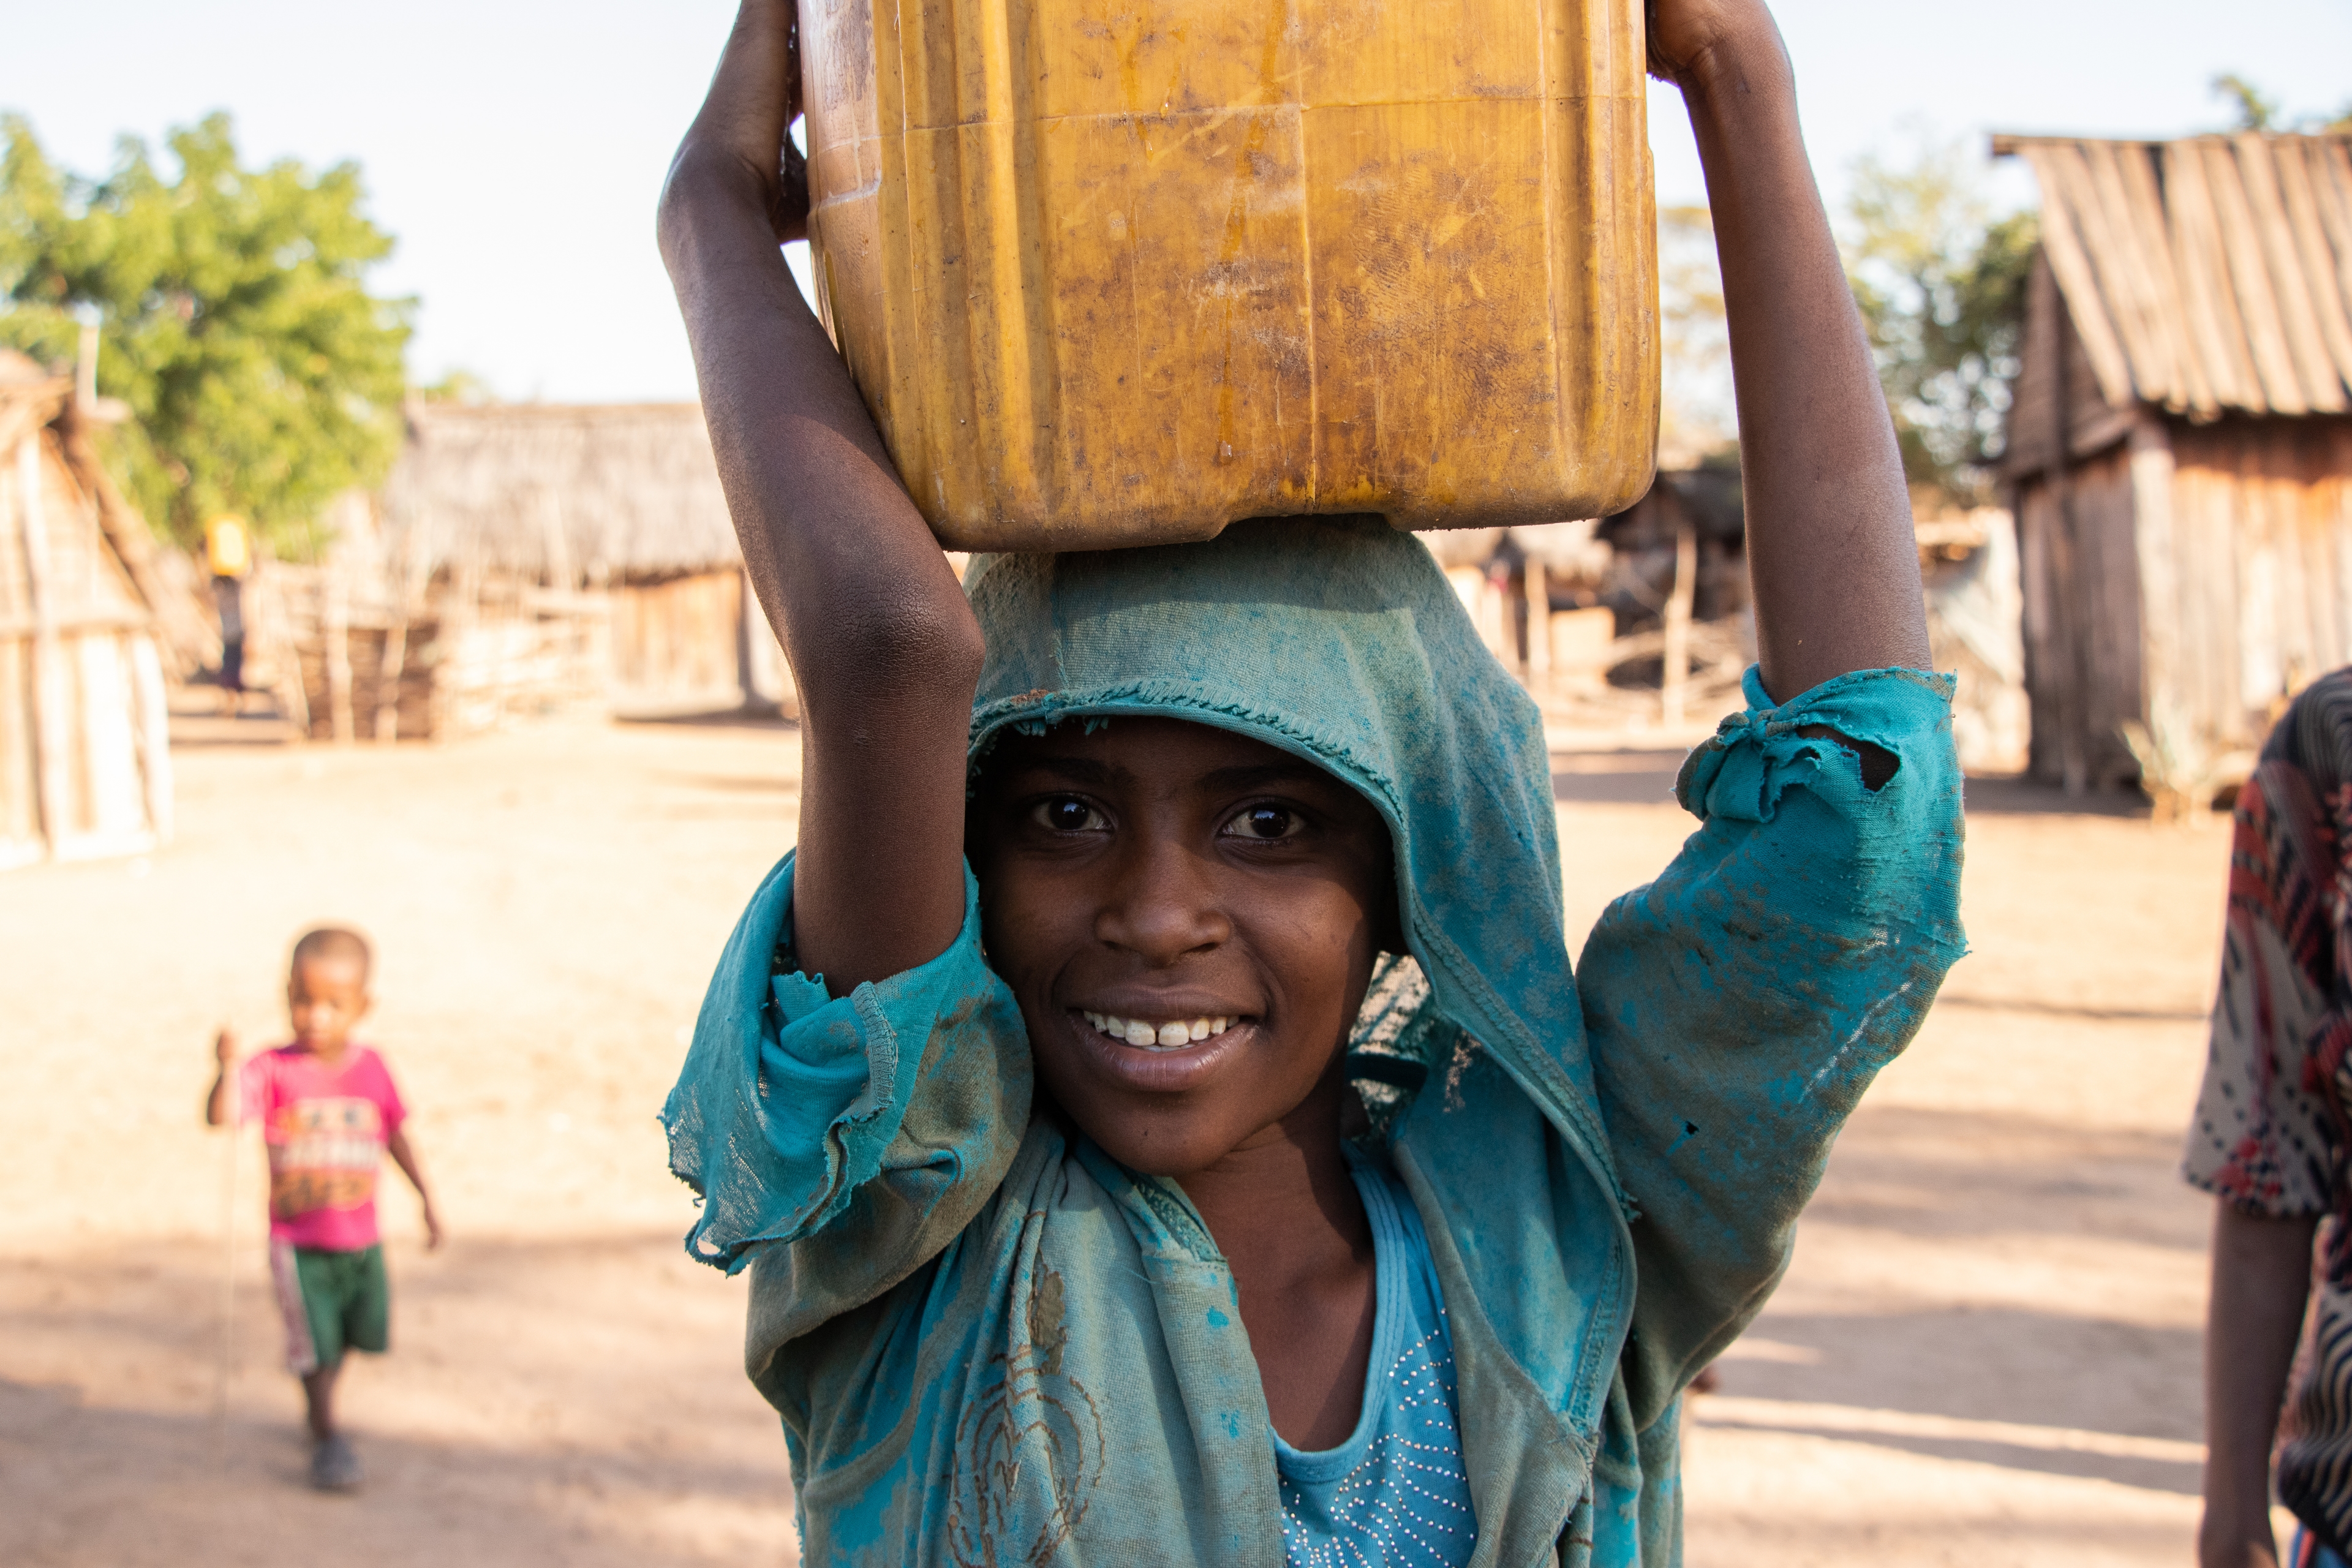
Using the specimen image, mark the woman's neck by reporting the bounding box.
[1177,1074,1379,1450]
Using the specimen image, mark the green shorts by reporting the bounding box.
[268,1241,388,1374]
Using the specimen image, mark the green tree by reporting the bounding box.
[0,112,412,554]
[2212,73,2283,132]
[1844,138,2037,511]
[414,368,494,405]
[2211,72,2350,134]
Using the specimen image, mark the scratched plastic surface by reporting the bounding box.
[797,0,1660,551]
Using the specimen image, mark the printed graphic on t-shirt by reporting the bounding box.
[267,1097,384,1219]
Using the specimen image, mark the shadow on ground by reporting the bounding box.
[1695,1099,2206,1498]
[1703,1303,2201,1494]
[0,1233,794,1568]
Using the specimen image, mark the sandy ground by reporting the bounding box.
[0,704,2253,1564]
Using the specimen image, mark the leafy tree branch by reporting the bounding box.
[0,112,412,556]
[1842,136,2036,512]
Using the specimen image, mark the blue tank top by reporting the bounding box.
[1272,1151,1477,1567]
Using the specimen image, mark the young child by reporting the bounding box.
[205,926,440,1493]
[657,0,1966,1561]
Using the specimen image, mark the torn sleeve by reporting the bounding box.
[661,856,1031,1296]
[1576,665,1968,1429]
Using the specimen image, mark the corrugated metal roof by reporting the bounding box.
[1996,132,2352,418]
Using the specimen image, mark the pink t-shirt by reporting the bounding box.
[239,1044,407,1251]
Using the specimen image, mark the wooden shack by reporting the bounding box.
[0,354,172,867]
[1997,132,2352,794]
[369,402,791,733]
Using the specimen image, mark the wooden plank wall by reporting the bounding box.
[2020,412,2352,788]
[428,611,605,739]
[2165,415,2352,751]
[1,420,172,867]
[609,570,751,715]
[2006,254,2140,482]
[0,628,39,869]
[2017,445,2146,788]
[294,620,443,742]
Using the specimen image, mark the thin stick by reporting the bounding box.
[213,1085,239,1438]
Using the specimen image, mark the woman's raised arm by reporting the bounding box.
[1649,0,1932,700]
[659,0,982,992]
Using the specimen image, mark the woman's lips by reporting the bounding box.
[1065,1007,1257,1093]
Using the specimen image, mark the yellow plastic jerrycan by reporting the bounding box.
[799,0,1659,551]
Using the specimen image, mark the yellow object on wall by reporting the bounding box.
[205,516,251,579]
[799,0,1660,552]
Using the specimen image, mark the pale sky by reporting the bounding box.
[7,0,2348,404]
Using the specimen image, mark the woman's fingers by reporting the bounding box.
[1645,0,1764,88]
[773,134,811,246]
[692,0,801,173]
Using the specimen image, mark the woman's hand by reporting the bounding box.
[1645,0,1782,94]
[205,1026,241,1126]
[660,0,809,249]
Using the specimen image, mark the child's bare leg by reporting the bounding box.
[301,1362,341,1441]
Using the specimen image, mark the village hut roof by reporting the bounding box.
[0,350,213,673]
[1994,132,2352,420]
[380,402,739,584]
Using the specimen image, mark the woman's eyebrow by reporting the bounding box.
[1199,762,1338,794]
[999,755,1125,788]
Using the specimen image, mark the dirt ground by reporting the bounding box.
[0,704,2255,1564]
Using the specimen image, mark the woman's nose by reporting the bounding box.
[1093,839,1230,965]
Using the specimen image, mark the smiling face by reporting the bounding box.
[968,717,1399,1178]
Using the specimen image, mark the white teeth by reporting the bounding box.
[1082,1011,1240,1051]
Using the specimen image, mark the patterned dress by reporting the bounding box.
[2186,670,2352,1555]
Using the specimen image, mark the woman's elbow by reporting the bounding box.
[794,598,984,710]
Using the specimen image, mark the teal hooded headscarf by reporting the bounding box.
[664,516,1966,1566]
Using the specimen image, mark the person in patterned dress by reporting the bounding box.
[2193,672,2352,1568]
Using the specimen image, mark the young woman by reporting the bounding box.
[657,1,1964,1559]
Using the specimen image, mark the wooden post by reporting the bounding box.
[1526,560,1551,681]
[18,432,72,856]
[129,633,173,844]
[2050,301,2090,794]
[736,567,760,712]
[375,616,408,743]
[1477,573,1510,663]
[2128,412,2184,763]
[325,570,355,744]
[254,569,311,741]
[1662,516,1697,726]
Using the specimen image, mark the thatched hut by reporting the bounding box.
[0,353,172,867]
[275,402,790,742]
[1997,132,2352,795]
[383,402,789,723]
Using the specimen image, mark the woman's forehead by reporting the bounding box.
[995,715,1291,768]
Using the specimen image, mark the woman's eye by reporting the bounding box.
[1033,797,1104,833]
[1226,805,1298,841]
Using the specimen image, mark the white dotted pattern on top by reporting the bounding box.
[1273,1156,1476,1567]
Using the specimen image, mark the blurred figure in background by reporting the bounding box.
[2189,671,2352,1568]
[206,513,250,717]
